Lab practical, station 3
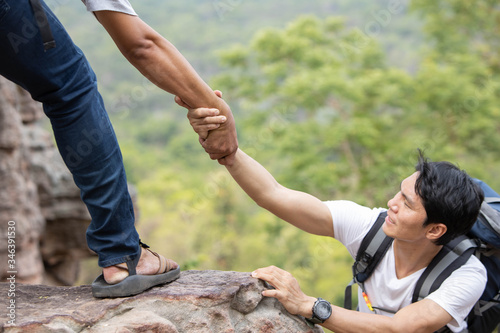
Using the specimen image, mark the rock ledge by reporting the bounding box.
[1,270,323,333]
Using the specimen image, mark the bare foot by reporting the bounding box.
[102,248,178,285]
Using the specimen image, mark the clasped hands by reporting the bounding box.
[175,91,236,165]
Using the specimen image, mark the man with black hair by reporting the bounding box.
[0,0,237,297]
[184,106,487,333]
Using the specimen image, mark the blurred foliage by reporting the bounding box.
[53,0,500,318]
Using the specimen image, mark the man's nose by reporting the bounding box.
[387,193,399,212]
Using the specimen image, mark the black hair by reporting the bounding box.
[414,150,484,245]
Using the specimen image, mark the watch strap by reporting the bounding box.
[305,298,331,328]
[305,316,324,328]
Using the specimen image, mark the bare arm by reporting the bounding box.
[252,266,453,333]
[183,106,333,236]
[227,149,333,237]
[94,11,237,164]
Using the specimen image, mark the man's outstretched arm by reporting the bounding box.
[94,10,237,164]
[185,106,334,236]
[226,149,334,236]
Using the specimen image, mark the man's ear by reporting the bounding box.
[426,223,447,241]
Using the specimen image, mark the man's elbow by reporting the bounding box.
[254,186,282,211]
[254,194,271,210]
[124,37,158,63]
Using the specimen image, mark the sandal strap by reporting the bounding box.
[123,241,172,275]
[145,248,170,274]
[125,251,141,276]
[124,241,149,276]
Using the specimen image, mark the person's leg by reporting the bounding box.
[0,0,140,268]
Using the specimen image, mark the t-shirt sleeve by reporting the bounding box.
[426,255,487,332]
[81,0,137,16]
[323,200,386,258]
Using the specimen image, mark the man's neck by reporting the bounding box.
[393,239,443,279]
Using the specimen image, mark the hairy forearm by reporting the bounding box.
[117,24,230,114]
[138,40,237,162]
[95,11,237,161]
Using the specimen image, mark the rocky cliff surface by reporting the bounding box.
[1,270,323,333]
[0,77,109,285]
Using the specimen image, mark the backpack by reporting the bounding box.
[344,179,500,333]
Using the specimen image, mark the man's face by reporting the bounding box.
[383,172,429,242]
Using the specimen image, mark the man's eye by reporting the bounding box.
[404,202,410,208]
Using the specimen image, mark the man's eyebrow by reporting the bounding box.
[400,181,415,206]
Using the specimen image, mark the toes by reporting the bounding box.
[166,258,179,272]
[157,254,178,273]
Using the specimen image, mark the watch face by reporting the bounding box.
[315,300,332,320]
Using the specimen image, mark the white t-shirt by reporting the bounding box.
[81,0,137,16]
[326,200,487,332]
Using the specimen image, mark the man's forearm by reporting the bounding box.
[95,11,225,111]
[319,306,401,333]
[317,299,450,333]
[226,149,333,236]
[95,11,237,161]
[225,149,280,207]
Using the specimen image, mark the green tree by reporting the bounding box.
[411,0,500,72]
[410,0,500,187]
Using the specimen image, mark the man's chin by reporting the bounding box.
[382,221,394,237]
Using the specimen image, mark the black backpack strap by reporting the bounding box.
[345,211,393,310]
[344,279,356,310]
[353,211,393,283]
[29,0,56,51]
[412,236,477,303]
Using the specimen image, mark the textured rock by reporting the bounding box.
[0,77,139,286]
[0,270,323,333]
[0,76,93,285]
[0,78,47,284]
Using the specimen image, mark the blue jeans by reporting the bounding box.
[0,0,140,267]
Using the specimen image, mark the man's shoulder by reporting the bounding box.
[428,242,487,296]
[323,200,386,231]
[81,0,137,16]
[460,252,487,277]
[324,200,387,255]
[424,252,487,331]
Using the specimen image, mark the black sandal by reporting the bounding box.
[91,242,180,298]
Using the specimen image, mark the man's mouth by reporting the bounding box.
[385,214,395,225]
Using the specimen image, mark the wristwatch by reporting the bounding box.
[305,298,332,327]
